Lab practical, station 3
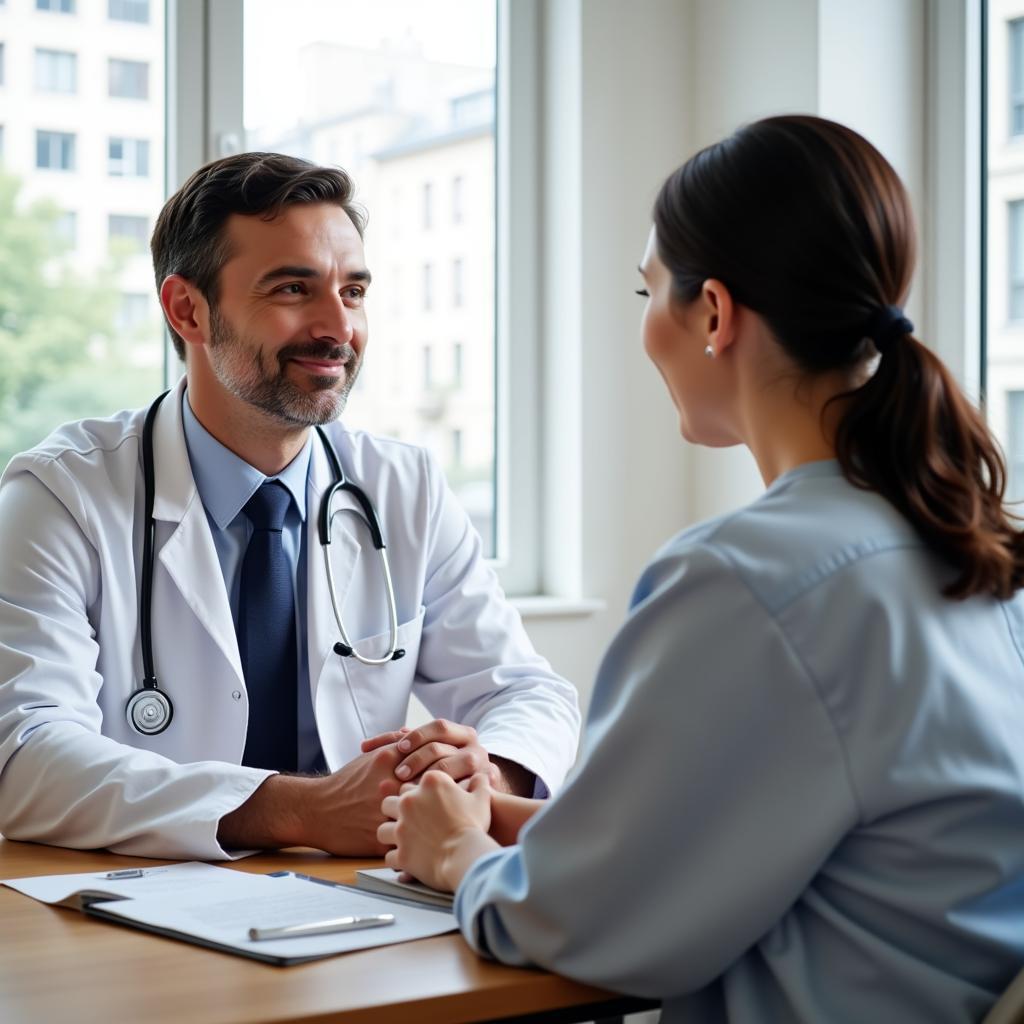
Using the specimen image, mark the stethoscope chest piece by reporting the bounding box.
[126,687,173,735]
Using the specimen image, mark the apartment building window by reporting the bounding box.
[54,210,77,248]
[36,0,75,12]
[423,262,433,311]
[108,137,150,177]
[108,0,149,23]
[452,175,463,224]
[451,429,463,468]
[108,213,149,252]
[0,43,5,87]
[422,181,433,230]
[36,130,75,171]
[1012,19,1024,136]
[452,257,464,308]
[422,345,433,389]
[1008,392,1024,501]
[108,58,148,99]
[116,292,151,332]
[1010,200,1024,321]
[35,48,77,94]
[453,342,463,388]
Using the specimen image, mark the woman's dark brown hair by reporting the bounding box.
[653,114,1024,600]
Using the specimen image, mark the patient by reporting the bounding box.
[378,115,1024,1023]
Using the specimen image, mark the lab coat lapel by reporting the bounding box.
[149,379,244,685]
[306,429,362,694]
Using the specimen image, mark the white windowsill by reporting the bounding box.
[511,596,606,619]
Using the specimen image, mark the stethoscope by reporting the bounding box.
[126,390,405,736]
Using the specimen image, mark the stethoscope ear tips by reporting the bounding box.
[391,649,406,661]
[334,642,354,657]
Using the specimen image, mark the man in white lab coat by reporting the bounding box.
[0,152,580,860]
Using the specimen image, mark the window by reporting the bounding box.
[0,43,5,87]
[422,262,433,311]
[108,58,148,99]
[108,137,150,177]
[115,292,152,332]
[54,210,76,248]
[451,429,463,468]
[1010,201,1024,321]
[1012,19,1024,137]
[108,214,149,252]
[453,342,463,388]
[452,175,463,224]
[241,0,499,559]
[422,346,433,390]
[35,49,77,94]
[452,257,464,308]
[422,181,433,230]
[108,0,149,23]
[36,130,75,171]
[36,0,74,12]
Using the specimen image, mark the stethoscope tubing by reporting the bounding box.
[127,390,403,736]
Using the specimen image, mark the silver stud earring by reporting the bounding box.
[704,345,714,359]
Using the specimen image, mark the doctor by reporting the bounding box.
[0,152,580,860]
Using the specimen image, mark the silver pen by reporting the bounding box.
[103,869,146,879]
[248,913,395,942]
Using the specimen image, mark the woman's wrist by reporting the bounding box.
[440,826,500,892]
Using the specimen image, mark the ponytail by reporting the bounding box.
[832,337,1024,599]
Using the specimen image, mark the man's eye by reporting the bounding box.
[277,283,305,295]
[343,287,365,301]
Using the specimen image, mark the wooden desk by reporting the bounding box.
[0,839,656,1024]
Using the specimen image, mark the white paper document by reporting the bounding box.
[3,862,457,965]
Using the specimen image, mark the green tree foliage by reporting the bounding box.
[0,171,162,468]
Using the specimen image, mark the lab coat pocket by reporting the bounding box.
[337,606,426,741]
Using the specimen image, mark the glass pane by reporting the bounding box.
[243,0,498,555]
[0,0,165,468]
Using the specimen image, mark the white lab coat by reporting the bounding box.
[0,379,580,859]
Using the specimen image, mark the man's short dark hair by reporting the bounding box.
[151,152,366,360]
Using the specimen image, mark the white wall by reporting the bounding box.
[519,0,932,715]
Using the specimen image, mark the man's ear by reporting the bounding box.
[159,275,209,350]
[701,278,737,358]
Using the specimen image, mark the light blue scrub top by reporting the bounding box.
[455,460,1024,1024]
[181,391,326,773]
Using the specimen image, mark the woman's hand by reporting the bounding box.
[378,771,500,892]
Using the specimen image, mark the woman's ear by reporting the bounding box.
[701,279,736,358]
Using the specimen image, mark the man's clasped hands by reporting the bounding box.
[364,719,542,894]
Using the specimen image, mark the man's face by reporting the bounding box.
[205,202,370,427]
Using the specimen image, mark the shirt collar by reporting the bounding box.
[181,389,311,530]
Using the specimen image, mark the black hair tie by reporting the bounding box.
[865,304,914,354]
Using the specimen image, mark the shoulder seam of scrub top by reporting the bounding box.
[696,541,868,824]
[709,535,927,618]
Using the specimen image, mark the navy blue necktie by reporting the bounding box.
[237,481,298,771]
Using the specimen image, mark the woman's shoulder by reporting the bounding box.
[652,462,930,617]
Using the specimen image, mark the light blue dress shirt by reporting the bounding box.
[181,391,326,773]
[454,460,1024,1023]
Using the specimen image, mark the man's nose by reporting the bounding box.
[309,293,355,343]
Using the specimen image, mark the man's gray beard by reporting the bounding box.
[207,306,360,427]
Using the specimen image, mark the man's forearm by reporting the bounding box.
[217,774,315,850]
[490,755,537,797]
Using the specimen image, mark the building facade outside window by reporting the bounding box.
[36,0,74,13]
[54,209,76,247]
[452,174,463,224]
[1011,17,1024,135]
[1008,391,1024,500]
[108,213,149,251]
[422,180,432,230]
[453,341,463,388]
[452,257,463,307]
[422,345,433,390]
[108,57,148,99]
[0,42,5,86]
[108,137,149,177]
[423,262,433,311]
[109,0,148,23]
[36,130,75,170]
[35,48,77,93]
